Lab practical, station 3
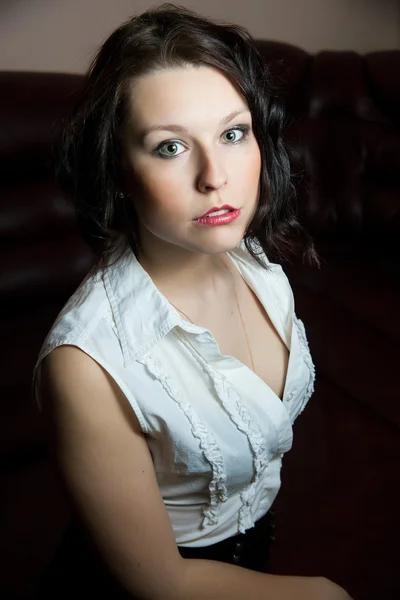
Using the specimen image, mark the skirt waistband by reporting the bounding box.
[177,509,274,573]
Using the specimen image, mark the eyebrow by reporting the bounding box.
[140,108,251,140]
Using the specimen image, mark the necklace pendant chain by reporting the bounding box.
[232,279,256,373]
[169,259,256,374]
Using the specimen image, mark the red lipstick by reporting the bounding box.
[198,204,237,219]
[195,205,241,227]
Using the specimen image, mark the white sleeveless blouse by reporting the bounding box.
[32,240,315,547]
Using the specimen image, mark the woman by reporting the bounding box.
[33,4,352,599]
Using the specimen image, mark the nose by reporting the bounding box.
[196,149,227,194]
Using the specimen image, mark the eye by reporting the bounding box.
[221,126,249,144]
[155,140,186,159]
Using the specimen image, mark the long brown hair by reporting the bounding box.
[58,3,319,270]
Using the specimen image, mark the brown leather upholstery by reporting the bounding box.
[1,42,399,599]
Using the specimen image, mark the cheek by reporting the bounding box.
[246,146,262,184]
[240,145,262,215]
[133,168,188,223]
[232,143,261,188]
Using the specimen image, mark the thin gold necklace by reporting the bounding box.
[168,260,256,374]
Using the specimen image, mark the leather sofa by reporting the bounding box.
[1,41,399,600]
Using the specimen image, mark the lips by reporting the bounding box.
[197,204,237,219]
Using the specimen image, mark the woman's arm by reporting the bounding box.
[181,560,352,600]
[37,345,352,600]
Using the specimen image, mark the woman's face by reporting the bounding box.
[122,65,262,257]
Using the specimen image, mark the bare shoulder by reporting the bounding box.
[37,344,142,434]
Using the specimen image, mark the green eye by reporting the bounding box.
[222,127,246,143]
[157,141,185,158]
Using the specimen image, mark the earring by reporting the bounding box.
[117,191,126,199]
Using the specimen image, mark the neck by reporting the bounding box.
[137,235,233,304]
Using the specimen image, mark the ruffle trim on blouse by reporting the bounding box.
[137,352,228,529]
[177,335,269,533]
[294,316,316,416]
[238,483,257,533]
[179,336,269,480]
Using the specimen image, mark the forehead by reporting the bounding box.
[127,65,247,128]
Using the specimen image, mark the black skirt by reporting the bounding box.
[35,511,273,599]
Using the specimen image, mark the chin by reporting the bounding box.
[194,229,245,255]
